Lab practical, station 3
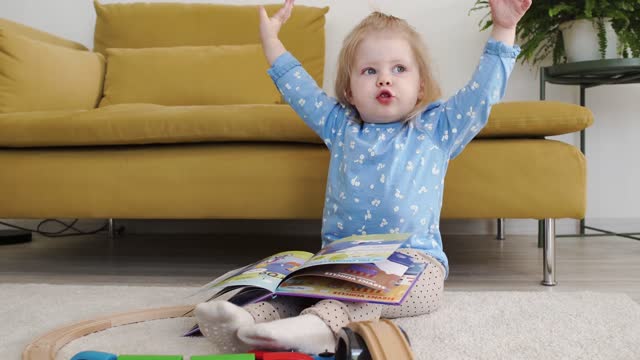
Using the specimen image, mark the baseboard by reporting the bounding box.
[1,218,637,236]
[440,219,580,236]
[578,218,640,234]
[115,219,323,236]
[0,219,322,236]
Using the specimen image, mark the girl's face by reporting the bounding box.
[347,31,423,124]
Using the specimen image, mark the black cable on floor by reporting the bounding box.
[0,219,109,237]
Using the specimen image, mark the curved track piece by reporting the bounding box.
[23,305,195,360]
[347,320,414,360]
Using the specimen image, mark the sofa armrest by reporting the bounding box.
[0,27,105,113]
[478,101,594,138]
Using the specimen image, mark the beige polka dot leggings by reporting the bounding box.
[243,249,445,336]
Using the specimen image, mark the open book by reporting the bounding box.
[185,233,426,336]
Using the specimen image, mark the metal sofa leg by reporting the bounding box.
[496,218,505,240]
[108,218,116,239]
[541,218,557,286]
[537,220,544,248]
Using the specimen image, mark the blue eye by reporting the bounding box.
[363,68,376,75]
[393,65,406,73]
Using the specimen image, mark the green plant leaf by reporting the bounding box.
[469,0,640,66]
[549,3,574,17]
[596,18,607,58]
[585,0,596,18]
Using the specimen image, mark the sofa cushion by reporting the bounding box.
[100,45,279,107]
[0,101,592,148]
[93,1,328,86]
[0,104,321,147]
[0,140,585,219]
[0,18,87,50]
[478,101,593,138]
[0,143,329,219]
[0,29,105,113]
[442,139,586,219]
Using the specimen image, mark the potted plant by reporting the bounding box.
[470,0,640,66]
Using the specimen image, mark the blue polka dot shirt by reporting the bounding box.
[267,38,520,277]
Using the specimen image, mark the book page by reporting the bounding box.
[198,251,313,294]
[285,259,408,291]
[298,233,411,270]
[275,261,426,305]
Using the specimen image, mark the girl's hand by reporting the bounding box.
[258,0,294,65]
[489,0,531,30]
[259,0,294,42]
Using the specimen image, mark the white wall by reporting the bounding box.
[1,0,638,235]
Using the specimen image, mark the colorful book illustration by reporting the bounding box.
[185,233,426,336]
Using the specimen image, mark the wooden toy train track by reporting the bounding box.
[339,319,415,360]
[23,305,415,360]
[22,305,195,360]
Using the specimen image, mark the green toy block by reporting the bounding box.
[191,355,255,360]
[118,356,183,360]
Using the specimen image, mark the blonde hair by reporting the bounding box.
[335,12,441,123]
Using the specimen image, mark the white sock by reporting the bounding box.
[237,314,335,354]
[194,301,255,353]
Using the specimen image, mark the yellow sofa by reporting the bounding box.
[0,2,592,285]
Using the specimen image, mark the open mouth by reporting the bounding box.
[377,90,393,99]
[376,89,394,104]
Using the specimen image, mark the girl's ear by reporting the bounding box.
[345,88,354,104]
[418,81,425,101]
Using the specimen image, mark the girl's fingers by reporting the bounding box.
[258,5,269,22]
[268,0,294,25]
[274,6,288,22]
[282,0,294,22]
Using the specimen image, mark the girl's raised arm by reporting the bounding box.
[259,0,294,65]
[488,0,531,45]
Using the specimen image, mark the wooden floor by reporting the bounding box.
[1,228,639,302]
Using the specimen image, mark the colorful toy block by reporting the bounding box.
[71,351,118,360]
[71,351,334,360]
[191,355,255,360]
[118,356,183,360]
[250,352,313,360]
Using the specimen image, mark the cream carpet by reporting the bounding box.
[3,284,640,359]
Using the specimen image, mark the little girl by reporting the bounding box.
[196,0,531,354]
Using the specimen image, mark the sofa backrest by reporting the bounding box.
[93,1,329,86]
[0,19,105,113]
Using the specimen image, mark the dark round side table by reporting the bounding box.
[540,58,640,240]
